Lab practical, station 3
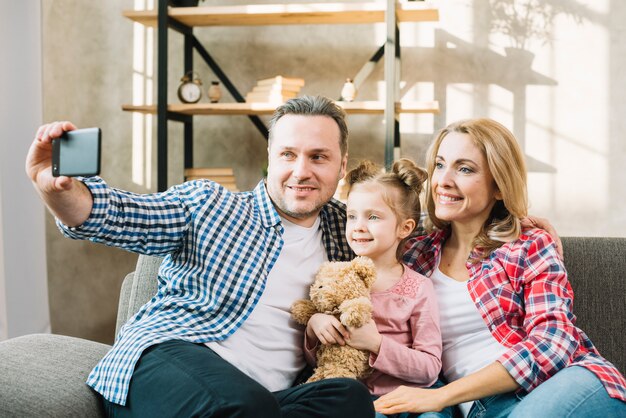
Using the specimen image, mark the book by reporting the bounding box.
[185,176,238,190]
[186,175,235,182]
[245,91,298,103]
[184,167,234,177]
[256,76,305,88]
[251,85,302,94]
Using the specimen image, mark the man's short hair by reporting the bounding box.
[268,95,348,156]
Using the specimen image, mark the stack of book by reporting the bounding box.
[245,76,305,103]
[184,167,238,192]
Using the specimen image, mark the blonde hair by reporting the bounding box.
[345,159,428,260]
[425,118,528,256]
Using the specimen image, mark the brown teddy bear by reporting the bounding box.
[291,256,377,383]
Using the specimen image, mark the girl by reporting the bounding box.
[375,119,626,417]
[304,159,448,418]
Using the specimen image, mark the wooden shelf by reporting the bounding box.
[123,2,439,27]
[124,103,278,115]
[122,100,439,115]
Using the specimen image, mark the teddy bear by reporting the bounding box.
[291,256,377,383]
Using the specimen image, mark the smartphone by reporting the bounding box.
[52,127,101,177]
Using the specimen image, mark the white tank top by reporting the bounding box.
[430,266,508,417]
[207,215,327,391]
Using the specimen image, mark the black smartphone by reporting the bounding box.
[52,127,101,177]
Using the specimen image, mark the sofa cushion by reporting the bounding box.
[0,334,110,417]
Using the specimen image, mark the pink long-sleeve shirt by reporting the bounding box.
[305,265,442,396]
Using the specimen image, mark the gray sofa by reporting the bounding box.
[1,237,624,417]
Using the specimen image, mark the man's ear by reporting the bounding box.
[266,146,272,171]
[339,153,348,179]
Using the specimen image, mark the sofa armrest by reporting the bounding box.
[114,255,163,338]
[115,272,135,338]
[0,256,162,416]
[0,334,111,417]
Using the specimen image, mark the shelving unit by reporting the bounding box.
[122,1,440,191]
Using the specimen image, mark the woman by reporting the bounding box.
[374,119,626,417]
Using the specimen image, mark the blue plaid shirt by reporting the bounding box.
[58,177,354,405]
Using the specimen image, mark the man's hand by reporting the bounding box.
[306,313,349,346]
[346,319,382,354]
[522,215,563,258]
[26,121,93,227]
[26,121,78,192]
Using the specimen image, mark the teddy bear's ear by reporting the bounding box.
[316,260,337,278]
[351,256,377,288]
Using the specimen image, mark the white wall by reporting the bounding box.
[0,175,5,340]
[0,0,50,340]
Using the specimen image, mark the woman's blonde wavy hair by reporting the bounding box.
[425,118,528,257]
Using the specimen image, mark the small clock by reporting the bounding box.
[177,71,202,104]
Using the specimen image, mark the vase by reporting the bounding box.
[208,81,222,103]
[341,78,357,102]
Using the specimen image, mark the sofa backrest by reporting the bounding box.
[116,237,625,374]
[560,237,625,374]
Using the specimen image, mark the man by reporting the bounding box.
[26,95,375,417]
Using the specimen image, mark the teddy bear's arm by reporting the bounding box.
[339,297,372,328]
[290,299,318,325]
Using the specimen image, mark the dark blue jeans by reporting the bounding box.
[103,339,374,417]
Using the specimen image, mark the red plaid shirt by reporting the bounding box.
[402,228,626,401]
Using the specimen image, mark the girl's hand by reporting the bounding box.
[374,386,448,414]
[306,313,349,345]
[346,319,382,354]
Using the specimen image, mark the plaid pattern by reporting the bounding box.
[58,177,354,406]
[402,228,626,402]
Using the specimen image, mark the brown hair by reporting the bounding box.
[425,118,528,256]
[268,95,348,156]
[345,158,428,260]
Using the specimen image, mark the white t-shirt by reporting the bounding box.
[207,215,327,391]
[430,266,508,417]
